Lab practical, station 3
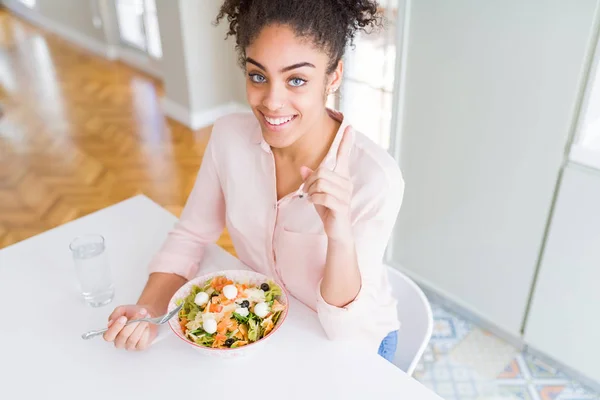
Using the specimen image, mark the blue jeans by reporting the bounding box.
[378,330,398,362]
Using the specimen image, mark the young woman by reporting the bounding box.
[103,0,404,362]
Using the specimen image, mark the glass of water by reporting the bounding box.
[69,234,115,307]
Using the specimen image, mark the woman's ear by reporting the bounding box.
[327,60,344,94]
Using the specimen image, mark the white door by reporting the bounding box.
[524,28,600,383]
[384,0,598,336]
[523,164,600,384]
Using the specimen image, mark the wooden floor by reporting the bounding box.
[0,10,234,254]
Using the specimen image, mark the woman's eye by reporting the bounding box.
[249,74,266,83]
[289,78,307,87]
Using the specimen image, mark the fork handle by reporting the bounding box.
[81,318,149,340]
[81,328,109,340]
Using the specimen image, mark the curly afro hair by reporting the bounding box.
[215,0,382,74]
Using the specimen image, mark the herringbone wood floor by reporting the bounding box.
[0,10,235,254]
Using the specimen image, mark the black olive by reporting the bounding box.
[261,283,270,291]
[241,300,250,308]
[225,338,235,347]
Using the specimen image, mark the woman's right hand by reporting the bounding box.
[103,304,159,351]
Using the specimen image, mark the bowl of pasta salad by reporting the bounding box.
[167,269,289,358]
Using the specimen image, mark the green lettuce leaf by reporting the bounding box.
[187,309,198,322]
[200,278,213,292]
[271,310,282,326]
[248,318,260,342]
[194,333,215,347]
[264,282,282,303]
[232,312,249,325]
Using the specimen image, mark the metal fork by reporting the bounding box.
[81,303,184,340]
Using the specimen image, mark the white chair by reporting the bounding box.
[387,265,433,375]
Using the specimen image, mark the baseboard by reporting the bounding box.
[106,45,119,61]
[5,3,115,60]
[191,102,250,129]
[385,261,526,350]
[161,98,193,128]
[116,47,162,79]
[526,345,600,393]
[161,98,250,130]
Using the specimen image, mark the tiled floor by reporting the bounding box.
[413,302,599,400]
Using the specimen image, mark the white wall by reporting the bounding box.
[180,1,246,112]
[155,1,191,108]
[2,0,109,53]
[525,163,600,383]
[34,0,105,42]
[156,0,246,128]
[156,0,245,111]
[390,0,599,336]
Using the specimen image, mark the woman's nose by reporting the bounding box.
[262,85,285,111]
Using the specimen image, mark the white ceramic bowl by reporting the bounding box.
[167,269,289,358]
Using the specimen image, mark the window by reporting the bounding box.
[143,0,162,59]
[338,1,399,149]
[116,0,162,59]
[577,61,600,151]
[570,33,600,170]
[19,0,36,8]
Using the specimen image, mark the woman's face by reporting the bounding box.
[244,24,341,149]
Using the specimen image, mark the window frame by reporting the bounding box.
[569,15,600,171]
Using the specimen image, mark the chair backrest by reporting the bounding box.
[386,265,433,375]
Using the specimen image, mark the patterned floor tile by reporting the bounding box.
[430,303,475,353]
[496,353,570,400]
[494,385,535,400]
[449,328,519,380]
[417,358,499,399]
[556,383,600,400]
[411,300,600,400]
[522,354,569,380]
[414,343,439,379]
[414,303,474,378]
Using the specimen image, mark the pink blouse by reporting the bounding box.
[148,109,404,352]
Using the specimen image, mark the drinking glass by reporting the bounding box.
[69,234,115,307]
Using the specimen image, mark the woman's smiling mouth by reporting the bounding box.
[261,113,298,130]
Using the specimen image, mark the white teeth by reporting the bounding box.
[265,115,294,125]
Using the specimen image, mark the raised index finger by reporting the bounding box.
[334,126,354,174]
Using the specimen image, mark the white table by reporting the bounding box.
[0,195,441,400]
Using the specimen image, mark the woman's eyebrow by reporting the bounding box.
[245,57,316,73]
[280,62,315,72]
[245,57,266,70]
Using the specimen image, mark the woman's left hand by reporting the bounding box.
[300,126,354,243]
